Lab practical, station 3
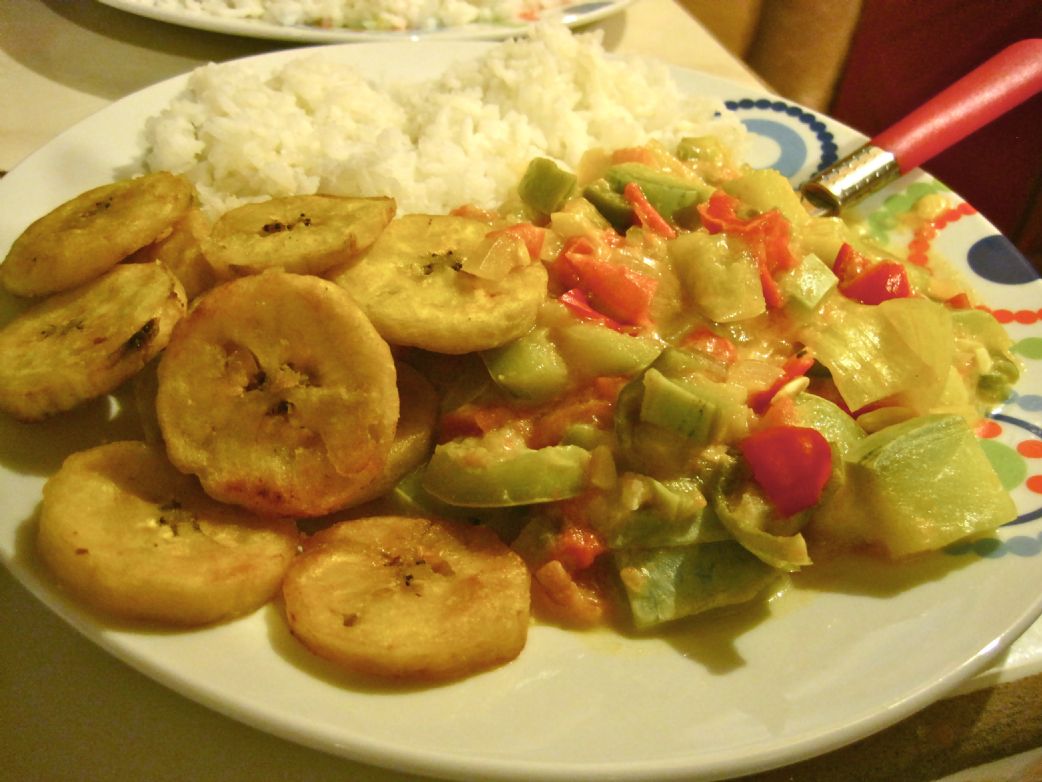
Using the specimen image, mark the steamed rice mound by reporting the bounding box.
[144,25,747,217]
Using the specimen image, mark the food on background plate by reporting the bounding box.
[127,0,566,33]
[0,27,1022,682]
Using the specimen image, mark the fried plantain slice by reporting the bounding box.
[331,214,547,354]
[282,515,530,681]
[156,270,399,517]
[38,441,299,625]
[345,361,439,509]
[127,207,217,301]
[203,194,396,278]
[0,172,196,297]
[0,261,186,421]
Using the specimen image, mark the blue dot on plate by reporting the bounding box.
[967,235,1039,285]
[740,118,808,178]
[1006,535,1042,557]
[1015,393,1042,412]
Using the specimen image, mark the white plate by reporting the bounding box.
[96,0,632,41]
[3,42,1042,782]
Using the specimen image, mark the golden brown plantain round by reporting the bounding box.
[127,207,217,300]
[344,361,439,508]
[0,171,196,297]
[203,194,395,278]
[38,440,299,626]
[0,260,186,421]
[156,270,399,517]
[331,214,547,354]
[282,515,530,681]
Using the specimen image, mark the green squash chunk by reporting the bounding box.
[422,438,590,507]
[586,474,729,549]
[799,296,954,413]
[810,413,1017,557]
[603,162,712,221]
[517,157,577,215]
[713,486,811,572]
[790,392,866,459]
[778,253,837,312]
[481,327,570,401]
[722,167,808,225]
[582,181,634,233]
[669,231,766,322]
[554,322,662,379]
[638,368,745,445]
[614,541,780,629]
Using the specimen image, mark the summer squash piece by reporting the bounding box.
[481,327,570,402]
[518,157,577,215]
[639,368,745,445]
[713,485,812,572]
[603,162,712,224]
[669,231,766,322]
[422,438,591,507]
[790,392,866,459]
[554,322,662,379]
[615,541,780,630]
[778,253,838,313]
[585,474,730,549]
[721,168,808,226]
[809,413,1016,557]
[799,296,954,413]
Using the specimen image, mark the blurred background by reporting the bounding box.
[680,0,1042,271]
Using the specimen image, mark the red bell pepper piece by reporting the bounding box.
[839,261,911,305]
[551,235,600,290]
[697,191,798,309]
[558,288,627,331]
[739,425,833,517]
[681,327,738,367]
[622,182,677,239]
[945,292,973,310]
[831,242,872,280]
[552,236,659,327]
[832,243,912,305]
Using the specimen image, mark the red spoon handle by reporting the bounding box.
[872,38,1042,173]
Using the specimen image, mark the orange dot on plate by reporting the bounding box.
[1026,475,1042,494]
[991,309,1014,324]
[1019,440,1042,458]
[976,419,1003,438]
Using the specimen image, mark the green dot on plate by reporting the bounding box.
[1013,337,1042,360]
[978,439,1028,491]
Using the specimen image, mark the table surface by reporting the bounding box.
[2,2,1041,780]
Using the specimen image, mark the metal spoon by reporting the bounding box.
[799,38,1042,217]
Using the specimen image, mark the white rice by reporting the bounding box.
[144,25,747,218]
[132,0,554,31]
